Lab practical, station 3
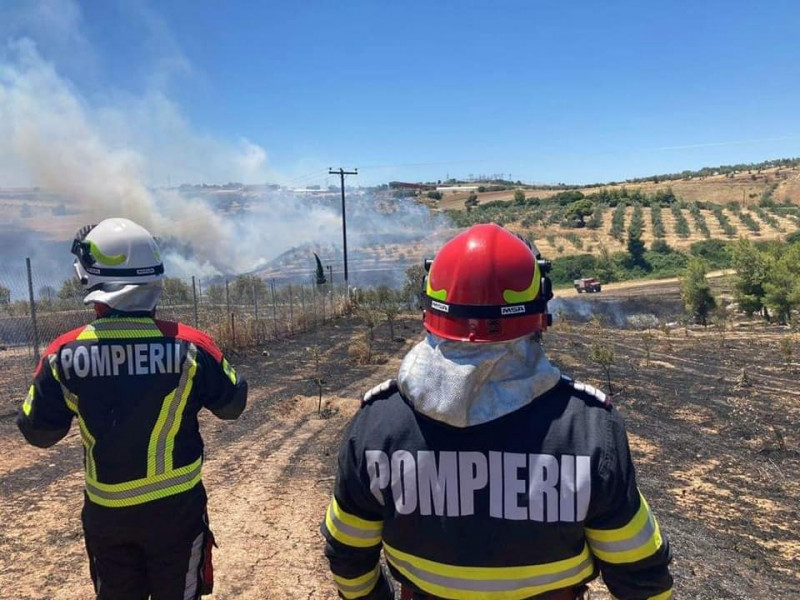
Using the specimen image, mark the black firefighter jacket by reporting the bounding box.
[321,377,673,600]
[17,315,247,526]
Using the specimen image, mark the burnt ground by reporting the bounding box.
[0,309,798,599]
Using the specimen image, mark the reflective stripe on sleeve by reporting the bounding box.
[22,385,34,416]
[382,542,595,600]
[222,358,237,384]
[85,456,202,508]
[332,564,381,599]
[647,590,673,600]
[324,496,383,548]
[585,492,664,564]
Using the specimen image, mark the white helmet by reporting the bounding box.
[71,218,165,311]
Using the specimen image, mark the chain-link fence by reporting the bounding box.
[0,258,352,414]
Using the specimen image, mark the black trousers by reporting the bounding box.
[82,487,212,600]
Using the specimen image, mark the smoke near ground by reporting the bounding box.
[0,1,448,292]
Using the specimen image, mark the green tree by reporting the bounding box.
[207,284,226,305]
[625,205,647,269]
[230,275,268,304]
[595,245,617,283]
[513,189,526,205]
[681,257,716,326]
[58,278,84,302]
[763,244,800,324]
[0,284,10,305]
[402,264,427,309]
[564,199,595,228]
[162,277,192,303]
[730,237,769,317]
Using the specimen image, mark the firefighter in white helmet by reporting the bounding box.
[18,217,247,599]
[321,223,673,600]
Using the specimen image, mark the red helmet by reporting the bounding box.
[423,223,552,342]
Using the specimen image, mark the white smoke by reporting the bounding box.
[0,1,447,285]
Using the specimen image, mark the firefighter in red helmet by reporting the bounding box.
[321,223,673,600]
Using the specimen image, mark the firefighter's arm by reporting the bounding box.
[321,417,392,600]
[17,353,74,448]
[196,344,247,420]
[584,409,673,600]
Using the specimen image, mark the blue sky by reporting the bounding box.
[2,0,799,187]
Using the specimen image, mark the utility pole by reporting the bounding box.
[329,167,358,286]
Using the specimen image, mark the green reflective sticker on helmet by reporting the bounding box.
[502,263,541,304]
[426,277,447,301]
[88,240,126,266]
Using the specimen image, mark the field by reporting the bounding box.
[1,279,798,599]
[436,166,800,210]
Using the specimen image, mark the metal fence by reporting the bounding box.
[0,258,350,414]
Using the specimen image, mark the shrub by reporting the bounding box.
[650,205,666,238]
[670,206,691,238]
[610,204,626,242]
[688,203,711,238]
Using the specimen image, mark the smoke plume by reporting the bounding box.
[0,1,447,288]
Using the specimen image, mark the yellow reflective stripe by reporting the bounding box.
[426,277,447,301]
[383,542,594,600]
[586,493,664,564]
[147,345,195,477]
[325,497,383,548]
[88,240,126,265]
[585,492,650,543]
[78,318,162,340]
[503,262,541,304]
[22,385,34,416]
[222,358,237,384]
[647,590,673,600]
[163,348,197,472]
[332,565,381,599]
[78,329,163,340]
[86,457,202,508]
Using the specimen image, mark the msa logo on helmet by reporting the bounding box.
[136,268,156,275]
[501,305,526,316]
[430,300,449,313]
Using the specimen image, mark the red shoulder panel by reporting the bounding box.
[155,320,224,363]
[34,326,86,376]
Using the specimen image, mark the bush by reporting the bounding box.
[650,205,666,238]
[426,191,443,200]
[650,239,672,253]
[690,239,733,269]
[610,204,626,242]
[713,207,738,236]
[739,211,762,233]
[671,205,691,238]
[549,254,598,285]
[688,203,711,238]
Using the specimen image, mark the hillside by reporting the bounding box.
[430,164,800,261]
[435,163,800,210]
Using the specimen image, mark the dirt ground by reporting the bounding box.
[1,308,798,599]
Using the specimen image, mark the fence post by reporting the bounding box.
[191,276,199,328]
[270,279,278,339]
[253,281,259,344]
[300,285,307,332]
[225,279,230,315]
[230,312,236,347]
[288,284,294,335]
[26,257,41,363]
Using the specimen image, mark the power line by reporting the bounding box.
[328,167,357,286]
